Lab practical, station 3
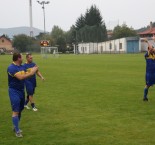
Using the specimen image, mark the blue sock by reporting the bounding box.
[12,116,19,132]
[144,88,148,99]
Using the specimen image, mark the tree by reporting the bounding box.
[65,25,76,51]
[152,22,155,27]
[13,34,34,52]
[51,25,66,52]
[85,5,103,26]
[75,4,107,43]
[112,24,137,39]
[75,14,85,30]
[51,25,64,42]
[56,37,66,53]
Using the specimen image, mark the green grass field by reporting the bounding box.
[1,53,155,145]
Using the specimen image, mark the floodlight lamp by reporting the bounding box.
[37,1,40,4]
[45,1,50,4]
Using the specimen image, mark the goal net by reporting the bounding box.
[41,46,59,58]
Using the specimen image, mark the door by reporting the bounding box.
[127,40,139,53]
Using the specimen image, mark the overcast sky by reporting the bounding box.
[0,0,155,32]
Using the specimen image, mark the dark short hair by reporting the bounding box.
[13,53,22,61]
[26,53,32,58]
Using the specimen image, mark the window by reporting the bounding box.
[2,39,4,43]
[119,43,122,49]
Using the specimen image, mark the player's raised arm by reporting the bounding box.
[15,66,38,80]
[142,38,153,51]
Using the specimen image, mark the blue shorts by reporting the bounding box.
[9,88,25,112]
[25,82,35,96]
[145,73,155,86]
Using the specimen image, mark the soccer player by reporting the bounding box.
[143,38,155,101]
[24,53,44,111]
[7,53,38,137]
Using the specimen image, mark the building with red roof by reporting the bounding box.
[139,22,155,37]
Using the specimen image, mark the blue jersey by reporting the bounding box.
[7,62,25,91]
[145,52,155,73]
[23,62,36,87]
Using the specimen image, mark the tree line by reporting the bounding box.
[12,5,137,53]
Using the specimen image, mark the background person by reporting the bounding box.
[24,53,44,111]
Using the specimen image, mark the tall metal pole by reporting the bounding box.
[37,1,50,37]
[42,3,46,34]
[29,0,33,37]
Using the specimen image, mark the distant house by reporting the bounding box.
[138,22,155,38]
[107,31,113,39]
[0,35,14,53]
[138,22,155,51]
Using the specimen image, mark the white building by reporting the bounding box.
[77,37,140,54]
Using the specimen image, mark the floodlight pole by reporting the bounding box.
[29,0,33,37]
[37,1,50,36]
